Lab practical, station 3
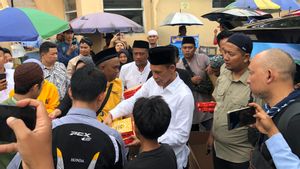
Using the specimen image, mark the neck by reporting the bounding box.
[72,100,98,112]
[139,137,160,152]
[232,66,248,80]
[184,55,194,62]
[150,43,157,48]
[163,73,176,89]
[136,63,147,72]
[14,94,33,101]
[41,59,54,68]
[65,39,72,44]
[266,84,294,107]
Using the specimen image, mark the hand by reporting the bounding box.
[0,99,54,169]
[191,76,202,85]
[206,133,214,155]
[249,103,279,138]
[48,109,62,119]
[125,135,141,147]
[0,79,7,91]
[66,44,77,55]
[103,113,113,126]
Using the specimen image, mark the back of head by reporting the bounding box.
[133,96,171,140]
[71,67,107,102]
[14,62,44,95]
[40,41,57,55]
[263,48,296,81]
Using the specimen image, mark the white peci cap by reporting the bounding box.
[147,30,158,36]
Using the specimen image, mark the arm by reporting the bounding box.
[44,84,60,114]
[250,103,300,169]
[266,133,300,169]
[158,94,194,147]
[109,80,150,120]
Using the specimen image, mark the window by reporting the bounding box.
[103,0,144,26]
[64,0,77,21]
[212,0,235,8]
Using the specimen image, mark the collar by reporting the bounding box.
[67,107,97,119]
[108,78,122,93]
[264,89,300,117]
[163,73,181,94]
[225,68,249,86]
[134,61,150,72]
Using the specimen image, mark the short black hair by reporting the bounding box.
[0,46,4,53]
[133,96,171,140]
[71,67,107,102]
[216,30,233,45]
[80,37,93,47]
[2,48,11,55]
[39,41,57,55]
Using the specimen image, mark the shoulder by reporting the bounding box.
[121,62,134,70]
[55,62,67,70]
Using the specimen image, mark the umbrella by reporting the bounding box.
[202,8,272,22]
[0,7,69,42]
[270,0,300,10]
[227,0,280,10]
[284,9,300,16]
[161,12,203,26]
[70,12,143,34]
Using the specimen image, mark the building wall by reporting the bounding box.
[34,0,65,19]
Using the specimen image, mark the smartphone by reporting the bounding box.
[227,106,256,130]
[72,39,77,45]
[0,105,36,142]
[0,73,6,80]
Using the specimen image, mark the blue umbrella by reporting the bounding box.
[0,7,69,42]
[271,0,300,10]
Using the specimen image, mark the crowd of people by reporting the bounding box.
[0,26,299,169]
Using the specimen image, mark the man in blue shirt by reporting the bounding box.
[57,28,79,66]
[250,102,300,169]
[247,48,300,168]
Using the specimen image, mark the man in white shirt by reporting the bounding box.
[147,30,159,48]
[105,46,194,169]
[119,40,151,89]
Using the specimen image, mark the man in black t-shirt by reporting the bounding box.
[125,96,177,169]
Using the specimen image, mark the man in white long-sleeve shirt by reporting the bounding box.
[105,46,194,169]
[119,40,151,89]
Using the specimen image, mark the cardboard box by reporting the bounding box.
[111,117,135,145]
[188,131,213,169]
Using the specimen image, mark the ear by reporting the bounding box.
[98,63,105,71]
[169,64,176,71]
[266,69,274,84]
[68,87,73,100]
[97,92,106,104]
[244,53,250,63]
[30,84,39,92]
